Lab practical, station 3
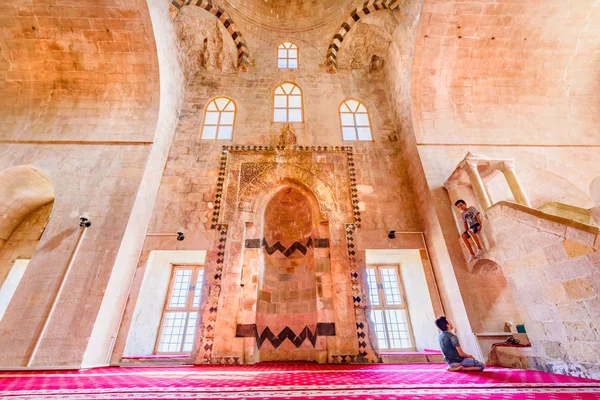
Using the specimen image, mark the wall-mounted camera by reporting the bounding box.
[79,212,92,228]
[388,230,396,239]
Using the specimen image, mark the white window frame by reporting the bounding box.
[154,266,205,354]
[366,264,416,351]
[277,42,298,69]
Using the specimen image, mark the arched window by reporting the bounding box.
[339,99,372,141]
[201,97,236,140]
[273,83,303,122]
[277,42,298,69]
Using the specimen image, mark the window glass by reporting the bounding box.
[339,99,373,141]
[201,97,236,140]
[273,83,303,122]
[277,42,298,69]
[366,265,415,351]
[156,267,205,354]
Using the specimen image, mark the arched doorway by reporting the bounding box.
[0,165,54,320]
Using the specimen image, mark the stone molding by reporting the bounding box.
[235,323,336,349]
[210,145,361,229]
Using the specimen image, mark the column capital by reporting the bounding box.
[462,160,479,175]
[498,160,516,173]
[444,179,460,191]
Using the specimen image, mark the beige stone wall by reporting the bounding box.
[0,0,187,368]
[0,145,150,367]
[113,21,435,362]
[383,0,479,353]
[0,0,159,142]
[382,0,600,342]
[0,203,53,286]
[487,202,600,379]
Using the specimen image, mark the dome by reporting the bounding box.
[222,0,357,31]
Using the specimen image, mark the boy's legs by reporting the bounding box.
[469,229,484,252]
[461,232,475,255]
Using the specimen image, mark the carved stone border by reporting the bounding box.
[170,0,250,71]
[197,224,229,363]
[325,0,400,73]
[346,223,382,363]
[210,145,361,229]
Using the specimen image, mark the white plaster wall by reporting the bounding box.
[366,249,439,351]
[122,251,206,357]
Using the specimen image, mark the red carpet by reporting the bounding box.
[0,363,599,399]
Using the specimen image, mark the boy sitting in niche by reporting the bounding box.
[455,199,484,262]
[435,316,485,372]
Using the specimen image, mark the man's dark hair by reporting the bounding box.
[435,316,449,331]
[454,199,466,206]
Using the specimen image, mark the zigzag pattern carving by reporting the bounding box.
[236,323,335,349]
[262,237,313,257]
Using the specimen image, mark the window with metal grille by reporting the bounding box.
[277,42,298,69]
[155,266,205,354]
[365,265,416,351]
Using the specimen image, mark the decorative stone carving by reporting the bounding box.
[337,13,395,72]
[278,123,297,146]
[174,6,238,76]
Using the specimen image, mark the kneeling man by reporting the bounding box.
[435,316,485,372]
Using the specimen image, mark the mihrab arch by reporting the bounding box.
[239,166,337,223]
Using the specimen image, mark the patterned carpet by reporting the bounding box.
[0,362,599,399]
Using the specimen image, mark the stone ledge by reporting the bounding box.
[487,201,600,247]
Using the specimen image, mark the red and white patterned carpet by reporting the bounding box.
[0,362,599,399]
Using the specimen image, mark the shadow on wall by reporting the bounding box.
[0,165,55,319]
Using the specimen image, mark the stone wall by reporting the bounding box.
[383,0,600,342]
[487,202,600,379]
[113,25,436,362]
[0,203,53,286]
[257,188,320,361]
[0,0,187,368]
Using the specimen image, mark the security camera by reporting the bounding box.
[79,212,91,228]
[176,227,185,241]
[388,230,396,239]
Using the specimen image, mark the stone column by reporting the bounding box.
[444,180,464,231]
[484,184,495,205]
[463,161,492,210]
[501,162,531,207]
